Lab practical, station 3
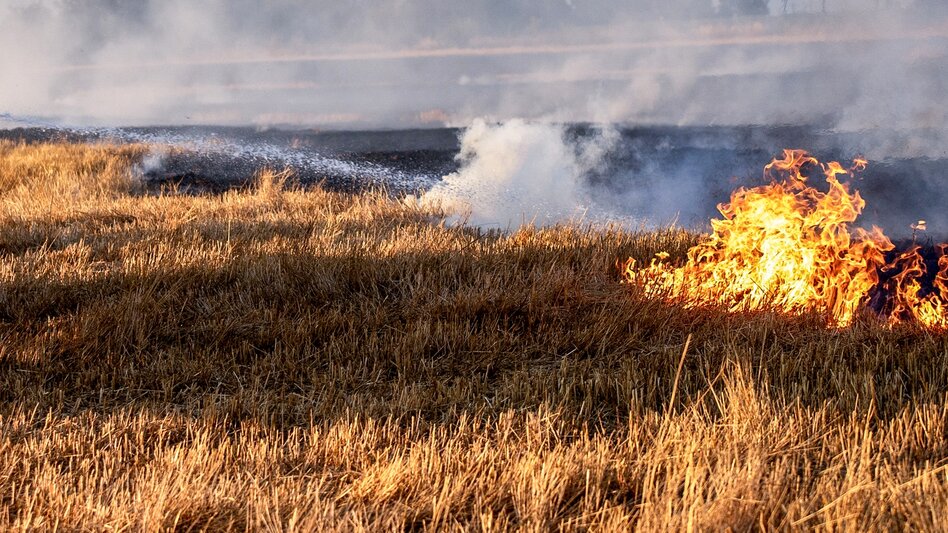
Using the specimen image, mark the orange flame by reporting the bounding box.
[881,244,948,328]
[623,150,948,329]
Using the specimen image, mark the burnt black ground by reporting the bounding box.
[0,126,461,194]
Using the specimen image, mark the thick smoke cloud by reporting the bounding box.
[2,0,946,140]
[419,119,620,228]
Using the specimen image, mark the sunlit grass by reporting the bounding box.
[1,142,947,530]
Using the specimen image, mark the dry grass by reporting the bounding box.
[1,142,948,530]
[0,141,147,216]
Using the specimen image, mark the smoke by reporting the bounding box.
[419,119,621,228]
[420,117,948,234]
[136,148,167,175]
[1,1,946,139]
[419,119,731,230]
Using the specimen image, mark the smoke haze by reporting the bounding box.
[2,0,946,137]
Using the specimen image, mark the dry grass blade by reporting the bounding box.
[666,333,692,418]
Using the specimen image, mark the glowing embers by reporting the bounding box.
[622,149,948,328]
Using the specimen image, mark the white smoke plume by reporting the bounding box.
[420,119,624,229]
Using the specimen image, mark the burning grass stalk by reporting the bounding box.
[624,149,948,329]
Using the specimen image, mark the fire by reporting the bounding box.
[881,245,948,329]
[623,149,948,329]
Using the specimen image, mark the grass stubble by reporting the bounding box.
[1,140,948,531]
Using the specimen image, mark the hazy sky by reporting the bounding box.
[1,0,945,129]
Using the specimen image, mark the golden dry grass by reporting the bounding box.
[1,141,948,531]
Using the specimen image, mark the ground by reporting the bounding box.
[1,141,948,531]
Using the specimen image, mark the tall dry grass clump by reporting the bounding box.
[0,140,147,216]
[1,142,948,530]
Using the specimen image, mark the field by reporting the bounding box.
[2,140,948,531]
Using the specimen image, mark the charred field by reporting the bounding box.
[2,132,948,531]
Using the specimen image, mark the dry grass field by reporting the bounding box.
[2,140,948,531]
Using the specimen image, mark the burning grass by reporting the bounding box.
[624,149,948,329]
[2,142,948,530]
